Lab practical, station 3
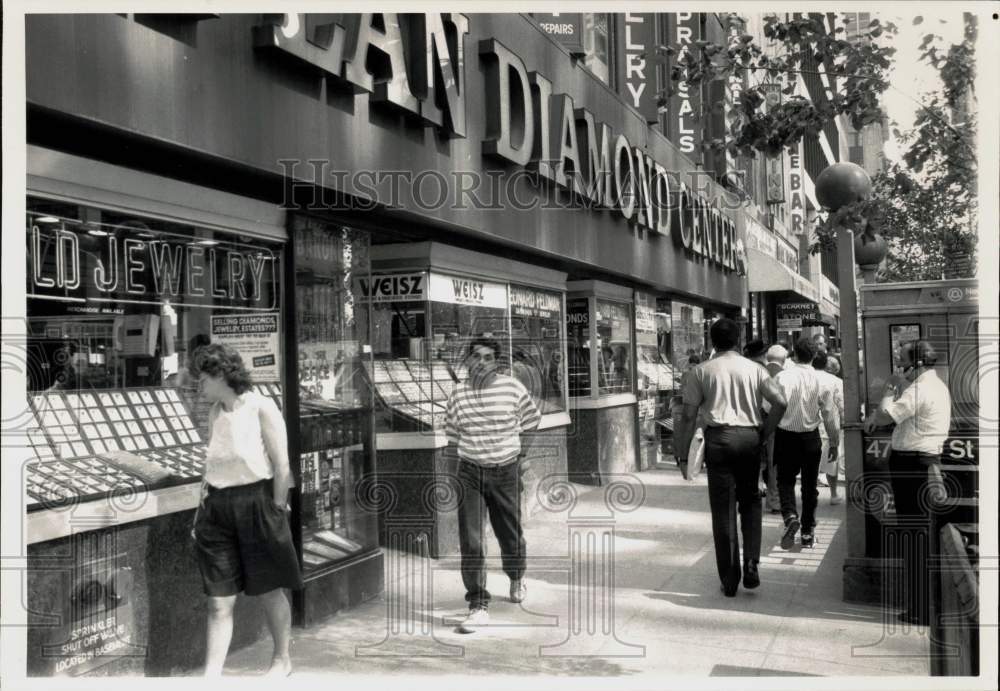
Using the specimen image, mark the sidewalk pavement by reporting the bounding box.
[224,464,930,679]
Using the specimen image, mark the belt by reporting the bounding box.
[459,457,520,471]
[205,479,271,494]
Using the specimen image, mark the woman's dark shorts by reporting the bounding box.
[193,479,303,597]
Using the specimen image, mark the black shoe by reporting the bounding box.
[720,582,738,597]
[743,562,760,589]
[781,518,800,550]
[800,532,814,548]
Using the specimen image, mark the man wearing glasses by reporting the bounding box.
[446,337,541,633]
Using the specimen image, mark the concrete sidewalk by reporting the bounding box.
[224,464,930,679]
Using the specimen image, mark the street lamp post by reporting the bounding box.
[814,163,888,597]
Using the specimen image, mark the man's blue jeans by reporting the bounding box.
[457,459,526,610]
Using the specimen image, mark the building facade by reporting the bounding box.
[19,12,759,675]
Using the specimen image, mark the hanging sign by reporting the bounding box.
[531,13,585,55]
[776,301,818,330]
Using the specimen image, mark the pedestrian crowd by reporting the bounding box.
[184,320,950,673]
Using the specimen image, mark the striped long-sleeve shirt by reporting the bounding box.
[774,362,833,432]
[445,374,542,466]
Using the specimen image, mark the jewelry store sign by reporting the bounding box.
[28,218,277,310]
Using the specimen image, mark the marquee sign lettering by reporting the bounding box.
[254,14,741,276]
[28,222,277,310]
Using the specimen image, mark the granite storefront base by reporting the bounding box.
[376,428,569,559]
[566,404,639,485]
[27,507,383,676]
[26,510,267,677]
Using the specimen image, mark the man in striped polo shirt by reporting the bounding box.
[773,337,839,549]
[446,337,541,633]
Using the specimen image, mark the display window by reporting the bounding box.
[357,269,567,436]
[566,297,591,397]
[291,216,379,572]
[24,197,283,509]
[670,300,705,381]
[509,285,566,414]
[595,299,633,396]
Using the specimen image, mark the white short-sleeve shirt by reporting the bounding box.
[884,369,952,455]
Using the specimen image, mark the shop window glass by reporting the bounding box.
[292,216,379,572]
[889,324,921,372]
[24,197,283,509]
[595,299,632,395]
[566,297,591,397]
[357,271,566,430]
[671,300,705,383]
[509,285,566,414]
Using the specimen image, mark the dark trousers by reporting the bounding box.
[457,459,525,609]
[704,427,763,589]
[888,450,940,621]
[774,428,822,533]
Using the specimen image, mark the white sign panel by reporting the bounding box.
[427,273,508,308]
[211,312,281,381]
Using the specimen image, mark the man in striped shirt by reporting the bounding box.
[446,337,541,633]
[773,338,839,549]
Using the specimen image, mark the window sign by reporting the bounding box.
[427,272,507,308]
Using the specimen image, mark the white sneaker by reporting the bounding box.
[830,495,844,505]
[510,578,527,603]
[456,607,489,634]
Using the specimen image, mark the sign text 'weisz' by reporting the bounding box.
[255,13,741,274]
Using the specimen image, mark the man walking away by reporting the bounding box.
[760,345,788,513]
[863,340,951,625]
[765,344,787,378]
[813,351,845,504]
[446,337,541,633]
[675,319,787,596]
[773,338,839,549]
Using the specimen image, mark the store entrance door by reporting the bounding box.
[287,215,384,626]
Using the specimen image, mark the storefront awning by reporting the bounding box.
[746,247,820,303]
[802,311,836,327]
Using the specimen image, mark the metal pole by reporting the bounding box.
[837,226,866,562]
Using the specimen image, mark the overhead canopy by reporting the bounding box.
[746,247,820,303]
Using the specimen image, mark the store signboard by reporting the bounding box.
[614,12,659,124]
[355,272,426,302]
[789,144,805,235]
[531,13,585,55]
[427,272,507,308]
[822,275,840,309]
[634,291,657,344]
[211,312,281,381]
[762,83,785,203]
[27,219,277,310]
[664,12,702,155]
[744,218,777,258]
[776,301,818,330]
[510,285,561,319]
